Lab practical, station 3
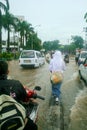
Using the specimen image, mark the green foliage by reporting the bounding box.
[43,40,60,51]
[0,52,20,60]
[84,12,87,22]
[71,36,84,49]
[42,35,84,54]
[25,32,42,51]
[0,52,13,60]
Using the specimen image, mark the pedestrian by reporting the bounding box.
[45,52,51,63]
[49,50,66,104]
[64,53,69,64]
[0,60,38,130]
[75,52,80,65]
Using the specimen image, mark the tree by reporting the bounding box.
[43,40,60,51]
[25,32,42,50]
[0,0,42,52]
[2,13,18,51]
[0,0,9,52]
[71,36,84,49]
[84,12,87,22]
[17,20,34,48]
[31,33,42,50]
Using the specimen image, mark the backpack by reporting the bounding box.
[0,94,26,130]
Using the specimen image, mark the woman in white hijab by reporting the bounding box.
[49,50,66,104]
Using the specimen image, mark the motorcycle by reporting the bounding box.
[23,86,45,123]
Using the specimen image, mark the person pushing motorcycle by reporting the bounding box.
[0,60,38,130]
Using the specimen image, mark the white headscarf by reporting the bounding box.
[53,51,62,62]
[49,51,66,73]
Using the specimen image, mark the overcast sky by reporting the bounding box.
[7,0,87,44]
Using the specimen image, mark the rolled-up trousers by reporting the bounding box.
[51,82,62,98]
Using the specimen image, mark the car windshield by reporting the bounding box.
[21,51,35,58]
[81,53,87,58]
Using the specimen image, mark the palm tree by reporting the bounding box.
[31,32,42,50]
[2,13,18,51]
[17,20,34,48]
[84,12,87,22]
[0,0,9,52]
[25,22,34,44]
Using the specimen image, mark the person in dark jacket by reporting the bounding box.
[0,60,38,130]
[64,54,69,63]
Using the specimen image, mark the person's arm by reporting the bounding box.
[62,61,66,71]
[49,60,53,73]
[12,80,27,102]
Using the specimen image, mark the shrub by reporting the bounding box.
[0,52,13,60]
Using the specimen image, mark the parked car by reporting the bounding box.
[19,50,45,68]
[78,51,87,65]
[79,57,87,84]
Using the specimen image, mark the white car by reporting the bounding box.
[19,50,45,68]
[78,51,87,65]
[79,57,87,84]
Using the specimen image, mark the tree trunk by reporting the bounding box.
[0,10,2,52]
[7,25,10,52]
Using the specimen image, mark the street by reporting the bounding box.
[1,0,87,129]
[8,58,84,130]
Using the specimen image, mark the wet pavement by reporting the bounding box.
[7,58,84,130]
[61,60,83,130]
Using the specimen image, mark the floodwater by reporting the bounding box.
[8,60,53,129]
[7,58,83,130]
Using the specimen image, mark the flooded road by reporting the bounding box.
[7,59,83,130]
[8,60,52,129]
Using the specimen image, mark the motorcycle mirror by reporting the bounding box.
[34,86,41,91]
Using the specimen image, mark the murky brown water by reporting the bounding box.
[8,60,53,130]
[7,59,83,130]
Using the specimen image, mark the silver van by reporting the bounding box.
[19,50,45,68]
